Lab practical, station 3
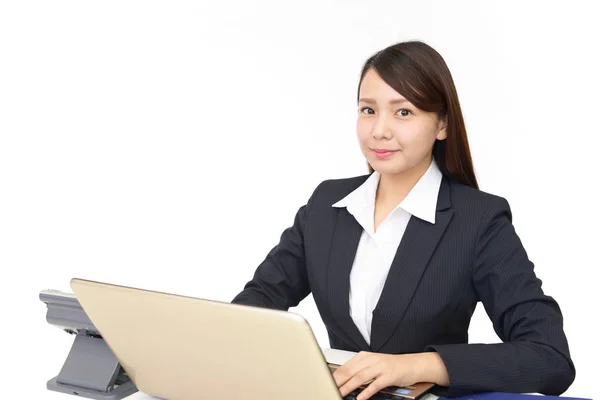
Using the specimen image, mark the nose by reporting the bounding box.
[372,115,393,139]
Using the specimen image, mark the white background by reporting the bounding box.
[1,1,598,399]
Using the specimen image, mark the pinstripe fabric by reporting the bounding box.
[231,175,575,397]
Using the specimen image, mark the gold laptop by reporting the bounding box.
[70,278,433,400]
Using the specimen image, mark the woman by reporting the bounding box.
[231,40,575,399]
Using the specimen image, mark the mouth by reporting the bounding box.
[371,148,399,159]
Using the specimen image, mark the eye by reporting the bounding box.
[359,107,375,115]
[396,109,413,117]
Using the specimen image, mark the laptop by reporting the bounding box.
[70,278,434,400]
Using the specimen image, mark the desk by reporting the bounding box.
[42,390,442,400]
[42,392,592,400]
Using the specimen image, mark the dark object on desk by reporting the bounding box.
[438,392,591,400]
[40,289,138,400]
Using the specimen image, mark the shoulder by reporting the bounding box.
[308,174,371,206]
[447,179,513,222]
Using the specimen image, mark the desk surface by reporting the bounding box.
[41,387,443,400]
[42,389,593,400]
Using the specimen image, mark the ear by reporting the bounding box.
[436,117,448,140]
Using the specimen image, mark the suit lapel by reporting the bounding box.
[369,178,454,352]
[327,208,372,351]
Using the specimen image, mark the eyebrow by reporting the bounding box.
[358,97,410,105]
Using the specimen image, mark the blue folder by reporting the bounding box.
[439,393,591,400]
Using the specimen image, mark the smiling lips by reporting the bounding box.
[372,148,399,159]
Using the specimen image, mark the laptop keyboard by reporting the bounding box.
[343,389,401,400]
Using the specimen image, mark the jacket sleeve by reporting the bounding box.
[230,182,323,311]
[426,196,575,397]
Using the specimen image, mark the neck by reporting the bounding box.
[376,156,433,206]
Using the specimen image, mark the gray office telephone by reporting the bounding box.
[40,289,137,400]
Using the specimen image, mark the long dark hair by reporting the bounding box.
[358,41,478,189]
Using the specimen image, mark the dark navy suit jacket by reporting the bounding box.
[231,175,575,397]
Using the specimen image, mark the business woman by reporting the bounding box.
[231,40,575,399]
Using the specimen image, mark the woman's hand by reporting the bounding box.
[332,351,449,400]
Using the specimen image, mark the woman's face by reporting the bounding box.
[357,68,447,176]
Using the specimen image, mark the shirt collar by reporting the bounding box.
[332,158,443,224]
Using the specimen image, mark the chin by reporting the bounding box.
[371,163,408,176]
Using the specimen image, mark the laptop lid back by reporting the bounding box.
[70,278,342,400]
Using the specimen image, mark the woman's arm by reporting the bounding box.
[231,182,323,310]
[425,196,575,397]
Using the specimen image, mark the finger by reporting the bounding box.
[333,353,374,387]
[356,376,393,400]
[338,364,380,398]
